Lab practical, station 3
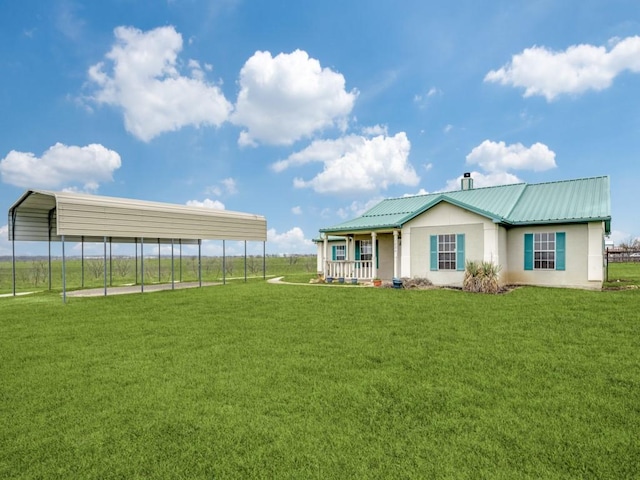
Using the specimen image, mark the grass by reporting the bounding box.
[1,270,639,478]
[605,262,640,288]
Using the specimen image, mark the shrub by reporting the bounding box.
[401,277,434,289]
[463,260,501,294]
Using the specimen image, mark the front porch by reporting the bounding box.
[318,230,402,281]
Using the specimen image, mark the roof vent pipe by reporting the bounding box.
[461,172,474,191]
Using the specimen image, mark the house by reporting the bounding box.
[316,175,611,289]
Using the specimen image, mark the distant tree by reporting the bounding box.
[619,237,640,251]
[188,256,199,278]
[113,257,131,278]
[304,255,315,272]
[87,259,104,279]
[247,255,261,274]
[30,260,48,287]
[228,259,236,277]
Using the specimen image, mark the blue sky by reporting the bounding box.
[1,0,639,256]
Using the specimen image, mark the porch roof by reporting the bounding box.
[320,176,611,234]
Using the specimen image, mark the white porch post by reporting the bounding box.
[323,235,328,277]
[393,230,399,279]
[371,231,378,279]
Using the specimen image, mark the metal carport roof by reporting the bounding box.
[8,189,267,243]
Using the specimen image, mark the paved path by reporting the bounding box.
[0,291,34,298]
[65,281,220,298]
[268,276,370,287]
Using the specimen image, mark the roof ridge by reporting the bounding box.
[518,175,609,188]
[502,183,529,221]
[383,175,609,202]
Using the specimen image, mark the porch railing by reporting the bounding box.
[325,260,373,279]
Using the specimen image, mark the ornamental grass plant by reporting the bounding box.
[463,260,502,293]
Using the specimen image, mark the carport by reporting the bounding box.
[7,190,267,301]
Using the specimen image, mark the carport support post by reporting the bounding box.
[244,240,247,282]
[48,237,51,291]
[263,241,266,280]
[158,239,161,283]
[103,236,107,296]
[134,238,138,285]
[171,239,175,290]
[62,235,66,303]
[198,239,202,287]
[109,238,113,287]
[223,240,226,285]
[81,237,84,288]
[11,237,16,297]
[179,241,182,282]
[141,238,144,293]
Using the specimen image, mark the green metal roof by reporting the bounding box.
[320,176,611,234]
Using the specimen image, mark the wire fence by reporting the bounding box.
[0,254,318,294]
[605,249,640,282]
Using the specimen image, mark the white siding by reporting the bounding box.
[505,223,595,289]
[404,202,492,287]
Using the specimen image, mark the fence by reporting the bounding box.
[0,254,318,294]
[605,249,640,282]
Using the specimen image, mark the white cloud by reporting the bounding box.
[361,124,388,136]
[414,86,441,108]
[0,143,121,190]
[441,171,523,193]
[466,140,556,173]
[402,188,428,197]
[485,36,640,100]
[291,206,302,215]
[88,25,232,141]
[221,178,237,194]
[274,132,419,195]
[267,227,315,254]
[443,124,453,134]
[186,198,226,209]
[336,197,383,219]
[231,49,357,146]
[205,177,238,197]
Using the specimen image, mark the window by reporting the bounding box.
[360,240,372,261]
[430,234,465,271]
[335,245,346,261]
[534,232,555,269]
[524,232,565,271]
[438,234,457,270]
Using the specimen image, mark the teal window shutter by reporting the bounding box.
[456,234,465,271]
[430,235,438,271]
[524,233,533,270]
[556,232,566,271]
[355,241,361,260]
[376,240,379,269]
[331,246,337,261]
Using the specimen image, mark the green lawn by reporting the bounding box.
[1,279,639,478]
[606,261,640,288]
